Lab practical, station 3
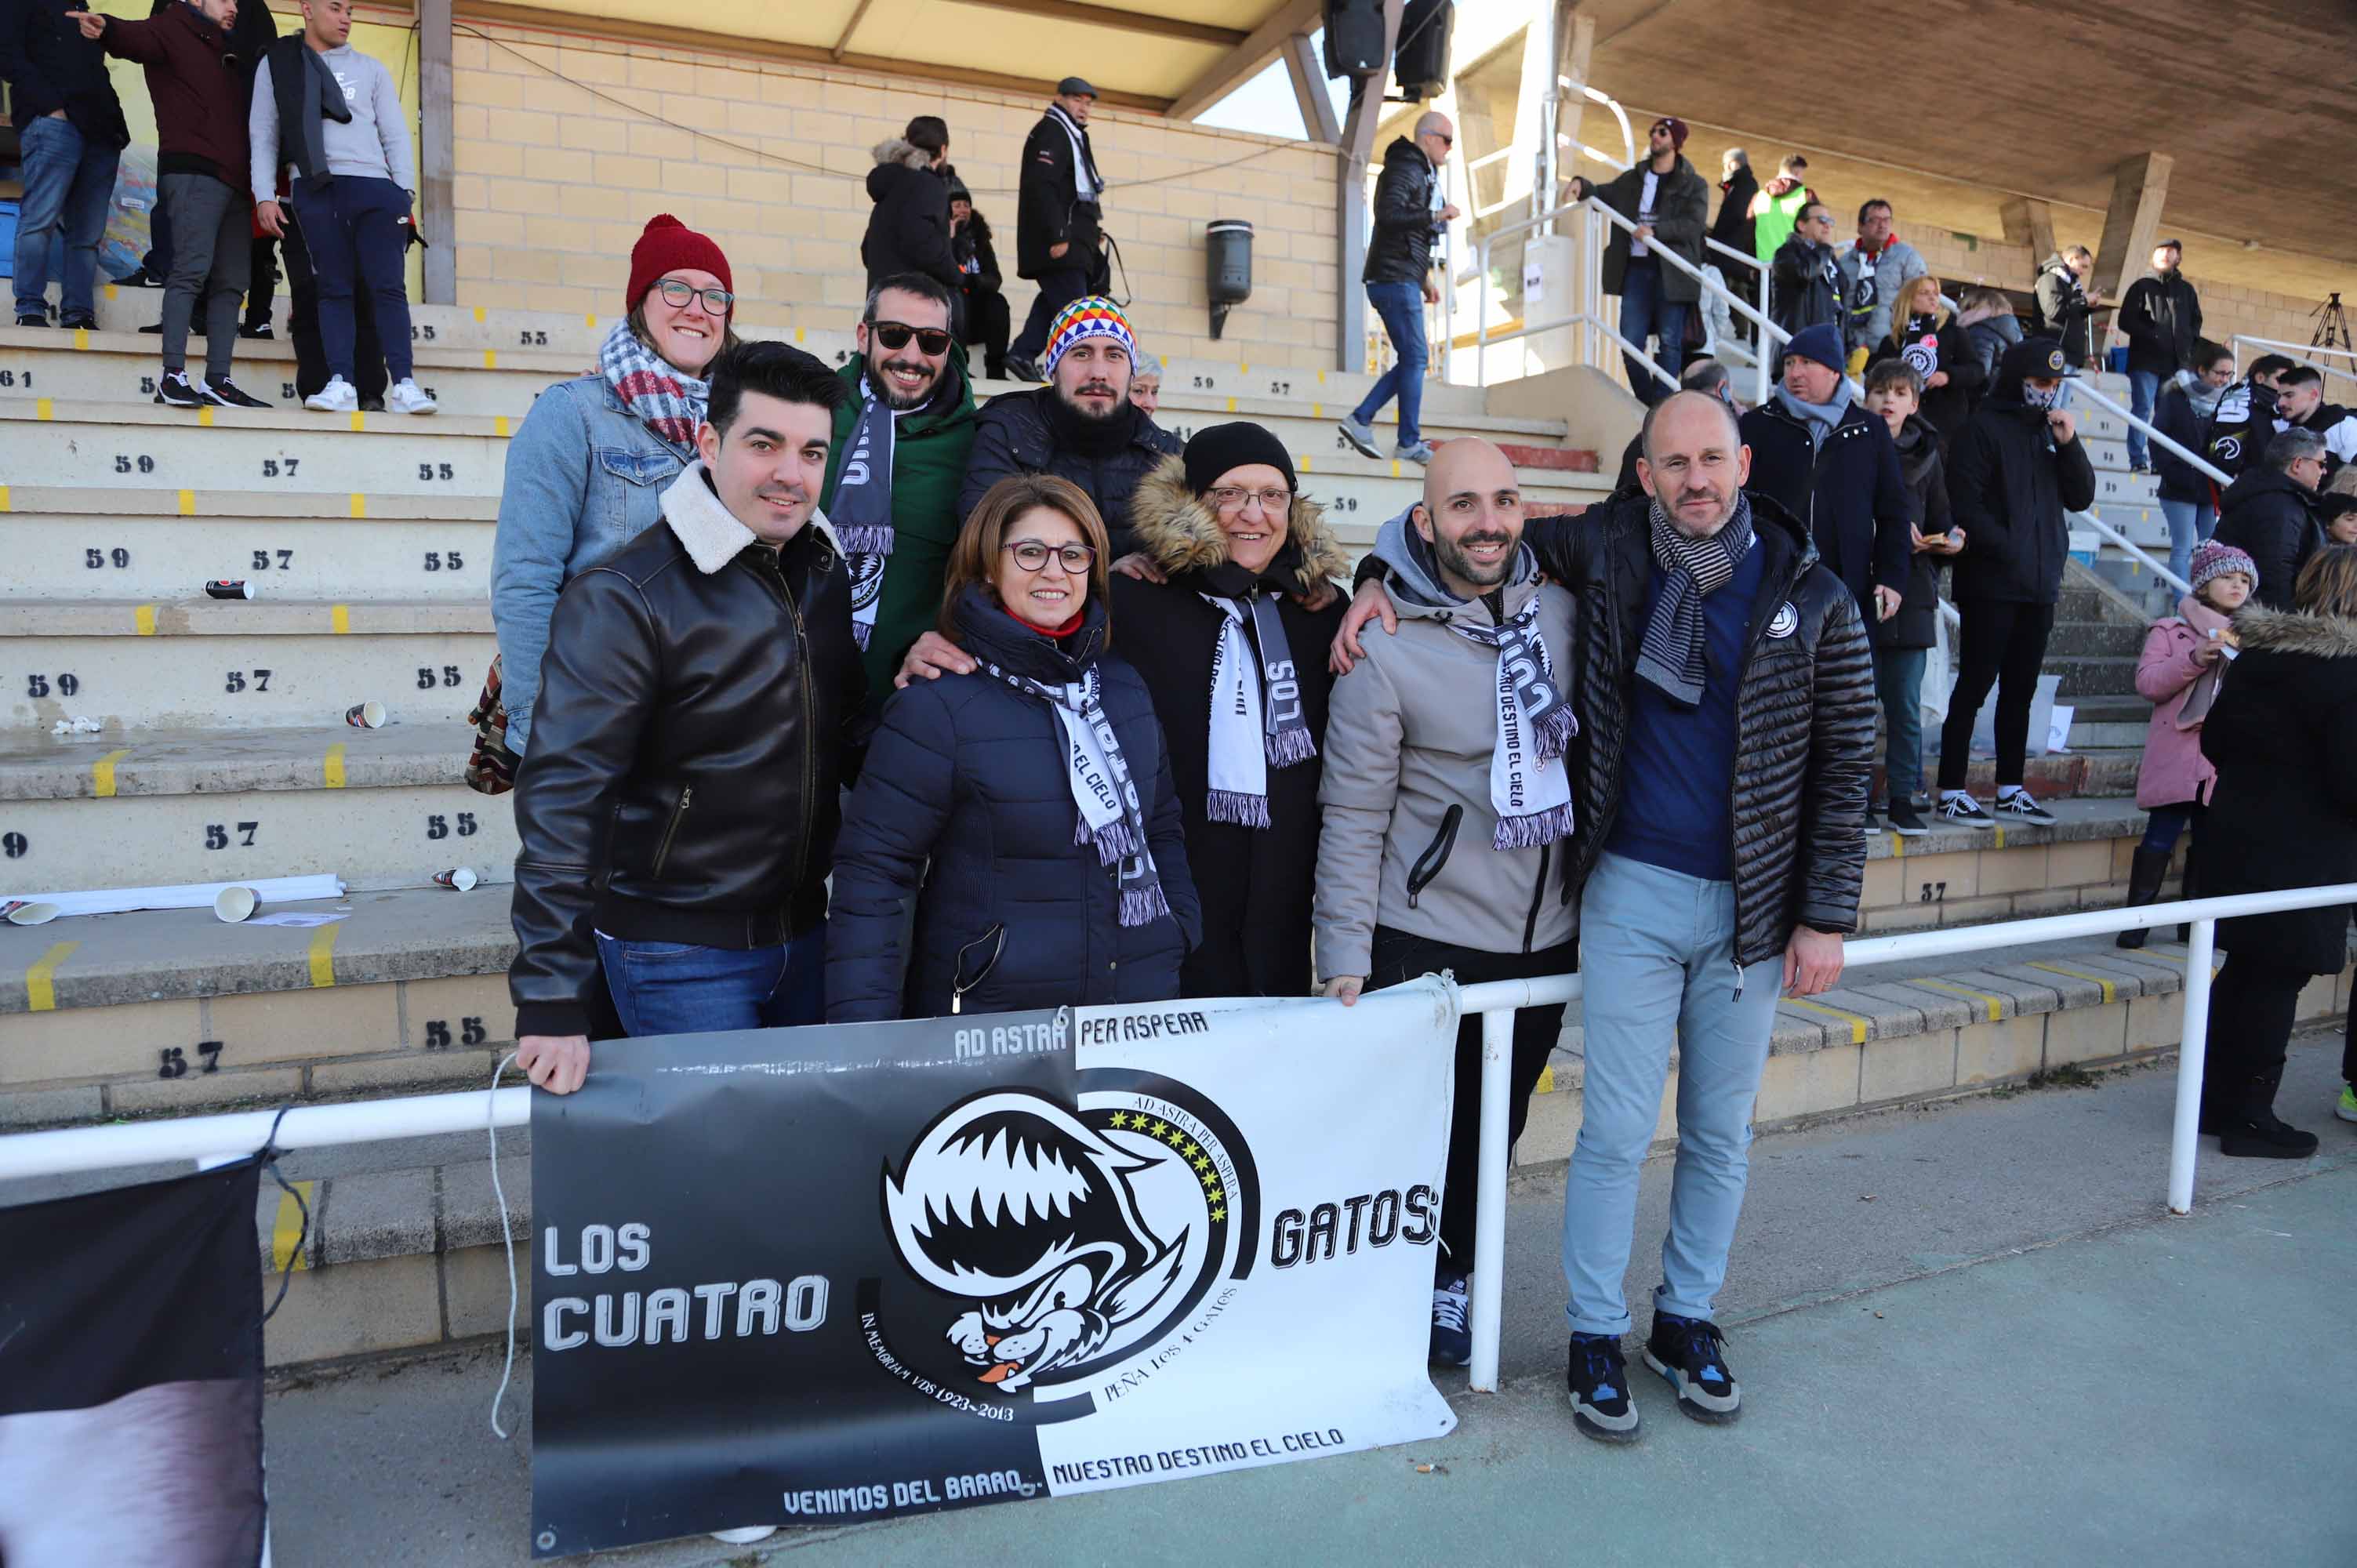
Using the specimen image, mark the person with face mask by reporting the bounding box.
[956,296,1179,560]
[2152,341,2236,583]
[1932,337,2097,828]
[819,272,979,698]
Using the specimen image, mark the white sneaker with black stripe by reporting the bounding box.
[1993,787,2057,826]
[1938,790,1996,829]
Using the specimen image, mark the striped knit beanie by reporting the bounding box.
[1042,296,1137,377]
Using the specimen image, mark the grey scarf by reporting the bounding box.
[291,47,351,188]
[1636,492,1756,709]
[1774,382,1850,450]
[830,383,897,648]
[984,661,1169,927]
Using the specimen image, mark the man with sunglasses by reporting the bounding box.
[1339,111,1457,464]
[820,272,980,696]
[1563,115,1709,406]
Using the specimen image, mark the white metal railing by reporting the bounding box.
[2070,377,2231,489]
[2231,333,2357,395]
[1705,236,1760,275]
[5,884,2353,1399]
[2073,506,2190,595]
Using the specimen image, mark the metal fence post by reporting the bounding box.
[2167,917,2218,1214]
[1469,1005,1514,1392]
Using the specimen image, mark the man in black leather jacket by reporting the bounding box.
[1338,112,1457,465]
[1335,402,1875,1439]
[510,343,866,1094]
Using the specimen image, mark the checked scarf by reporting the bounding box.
[597,321,706,449]
[984,662,1171,927]
[830,383,899,648]
[1636,491,1756,709]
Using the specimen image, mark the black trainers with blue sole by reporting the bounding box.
[1644,1312,1741,1424]
[1566,1333,1641,1443]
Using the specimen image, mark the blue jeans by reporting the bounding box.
[1563,851,1782,1337]
[1873,644,1928,803]
[2159,497,2215,587]
[2127,369,2160,468]
[1352,279,1427,446]
[1618,256,1688,405]
[12,114,120,322]
[287,176,416,382]
[597,926,825,1036]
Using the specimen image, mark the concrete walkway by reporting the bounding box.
[262,1033,2357,1567]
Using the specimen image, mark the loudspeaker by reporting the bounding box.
[1393,0,1453,100]
[1322,0,1386,78]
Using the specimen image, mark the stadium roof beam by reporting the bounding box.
[950,0,1248,48]
[1167,0,1324,124]
[1283,31,1341,144]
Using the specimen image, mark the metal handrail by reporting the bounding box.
[2068,378,2232,489]
[2073,506,2190,594]
[1563,79,1634,169]
[1705,236,1760,274]
[2233,332,2357,365]
[2231,333,2357,394]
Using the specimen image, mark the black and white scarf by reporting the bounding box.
[830,383,897,649]
[1636,491,1756,709]
[1200,586,1315,829]
[1446,590,1577,849]
[1047,102,1103,203]
[986,662,1169,927]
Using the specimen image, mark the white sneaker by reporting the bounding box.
[305,376,358,413]
[385,377,438,415]
[710,1526,779,1544]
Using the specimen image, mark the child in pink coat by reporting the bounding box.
[2119,540,2258,949]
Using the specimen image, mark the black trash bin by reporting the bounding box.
[1207,220,1253,340]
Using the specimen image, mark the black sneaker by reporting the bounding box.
[359,395,387,413]
[1429,1272,1471,1367]
[138,321,162,334]
[58,314,96,331]
[1861,804,1881,836]
[1938,791,1996,829]
[154,369,207,408]
[15,313,49,328]
[1004,354,1042,383]
[1566,1333,1640,1443]
[204,374,272,408]
[1993,788,2057,826]
[1643,1312,1741,1424]
[2218,1112,2319,1160]
[116,263,166,288]
[240,321,274,339]
[1885,798,1930,837]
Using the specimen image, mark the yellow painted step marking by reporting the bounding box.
[176,488,195,515]
[586,313,597,328]
[105,282,118,299]
[198,406,214,426]
[90,747,132,797]
[349,492,366,519]
[133,604,157,635]
[307,925,340,988]
[1312,402,1323,418]
[35,397,53,419]
[473,306,486,322]
[25,940,78,1011]
[322,742,347,789]
[350,412,367,432]
[74,326,90,350]
[482,348,498,369]
[1992,826,2007,849]
[2027,960,2116,1004]
[1910,976,2005,1023]
[1298,455,1313,473]
[1889,833,1906,858]
[1781,996,1869,1045]
[272,1181,316,1272]
[1535,1065,1556,1095]
[329,604,350,635]
[495,415,510,438]
[1225,396,1237,413]
[1316,369,1327,384]
[1239,361,1251,374]
[0,484,10,512]
[794,328,804,343]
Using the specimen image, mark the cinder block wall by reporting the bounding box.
[449,26,1342,370]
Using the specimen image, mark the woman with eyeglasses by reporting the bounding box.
[1114,423,1349,997]
[490,213,740,761]
[826,474,1201,1022]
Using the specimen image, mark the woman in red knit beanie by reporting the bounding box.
[486,213,740,773]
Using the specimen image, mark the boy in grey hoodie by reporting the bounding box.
[249,0,433,413]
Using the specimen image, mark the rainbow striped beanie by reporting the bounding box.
[1042,296,1138,377]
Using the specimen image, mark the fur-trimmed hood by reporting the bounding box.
[662,460,841,575]
[1127,455,1351,593]
[2232,604,2357,658]
[871,136,933,172]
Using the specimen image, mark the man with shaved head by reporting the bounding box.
[1338,111,1459,465]
[1314,437,1579,1368]
[1335,393,1876,1439]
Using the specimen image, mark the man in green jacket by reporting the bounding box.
[821,271,980,699]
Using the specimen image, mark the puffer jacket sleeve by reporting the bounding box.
[826,681,961,1022]
[1312,648,1405,982]
[1524,511,1603,590]
[1945,416,2010,570]
[1370,153,1429,237]
[507,568,659,1039]
[957,397,1030,528]
[1145,737,1203,951]
[1794,586,1876,934]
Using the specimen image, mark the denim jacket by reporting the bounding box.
[490,376,691,752]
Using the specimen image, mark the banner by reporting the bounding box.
[528,982,1461,1557]
[0,1159,270,1567]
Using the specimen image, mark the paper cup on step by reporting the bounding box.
[434,866,479,892]
[213,885,260,923]
[1,899,60,926]
[344,700,387,728]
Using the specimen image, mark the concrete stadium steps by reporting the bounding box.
[1,599,492,731]
[6,514,492,603]
[0,725,510,891]
[0,800,2178,1130]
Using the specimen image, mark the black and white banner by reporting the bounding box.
[529,982,1460,1557]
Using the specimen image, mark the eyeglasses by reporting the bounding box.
[1207,486,1292,515]
[1003,539,1097,572]
[656,278,734,314]
[871,321,953,356]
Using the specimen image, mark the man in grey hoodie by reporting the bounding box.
[1315,437,1579,1371]
[249,0,433,413]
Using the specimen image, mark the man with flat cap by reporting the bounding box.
[1008,74,1108,382]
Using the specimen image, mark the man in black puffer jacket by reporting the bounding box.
[1338,112,1456,463]
[1337,399,1875,1439]
[509,343,866,1096]
[2214,426,2328,612]
[859,118,960,300]
[1931,337,2097,829]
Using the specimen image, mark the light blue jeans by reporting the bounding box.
[11,114,120,323]
[2159,497,2215,589]
[2127,369,2161,469]
[1563,851,1782,1337]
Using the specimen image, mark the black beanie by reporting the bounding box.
[1182,421,1297,497]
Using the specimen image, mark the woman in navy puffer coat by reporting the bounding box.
[826,476,1200,1022]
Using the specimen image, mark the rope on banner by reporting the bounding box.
[257,1104,310,1324]
[488,1051,521,1440]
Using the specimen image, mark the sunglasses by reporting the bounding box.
[871,321,953,356]
[655,278,734,314]
[1003,539,1097,572]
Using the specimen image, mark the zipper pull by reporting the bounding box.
[951,992,962,1016]
[1731,958,1745,1003]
